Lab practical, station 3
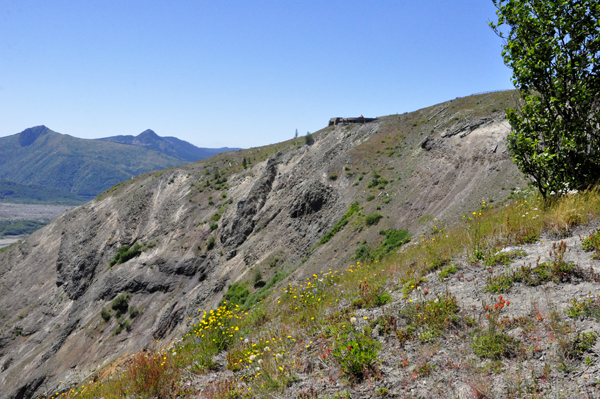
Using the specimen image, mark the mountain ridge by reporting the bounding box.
[0,127,237,203]
[97,129,240,163]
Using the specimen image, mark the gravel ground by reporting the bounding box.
[0,202,73,221]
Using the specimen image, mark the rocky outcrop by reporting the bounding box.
[220,156,278,249]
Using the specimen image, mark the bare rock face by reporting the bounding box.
[0,93,528,398]
[221,156,279,249]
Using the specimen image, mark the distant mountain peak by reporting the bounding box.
[137,129,159,139]
[18,125,51,147]
[98,130,240,163]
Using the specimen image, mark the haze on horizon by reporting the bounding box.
[0,0,513,149]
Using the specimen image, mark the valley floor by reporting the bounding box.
[0,202,73,221]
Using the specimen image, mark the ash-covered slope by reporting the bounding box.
[0,91,527,399]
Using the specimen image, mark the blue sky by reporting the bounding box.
[0,1,513,148]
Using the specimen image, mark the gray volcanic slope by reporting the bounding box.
[0,91,527,398]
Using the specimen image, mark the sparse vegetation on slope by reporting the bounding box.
[53,188,600,398]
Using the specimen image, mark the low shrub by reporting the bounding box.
[100,307,111,322]
[221,283,249,308]
[332,332,381,381]
[472,332,522,360]
[565,297,600,320]
[439,264,458,279]
[111,292,131,317]
[582,229,600,258]
[206,235,216,250]
[572,332,598,358]
[400,293,459,341]
[110,243,143,267]
[317,202,360,245]
[365,213,383,227]
[484,250,527,267]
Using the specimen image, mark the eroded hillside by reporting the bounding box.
[0,91,527,398]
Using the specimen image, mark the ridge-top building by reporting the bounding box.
[328,115,376,126]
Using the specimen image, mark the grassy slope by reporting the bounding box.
[0,179,86,205]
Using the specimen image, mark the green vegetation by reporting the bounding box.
[205,235,216,250]
[473,296,522,359]
[305,132,314,145]
[565,297,600,320]
[485,242,584,293]
[473,332,522,360]
[571,332,598,358]
[0,179,86,205]
[332,333,380,381]
[492,0,600,197]
[222,283,250,308]
[111,293,131,317]
[399,293,460,342]
[0,220,47,238]
[100,307,111,322]
[317,202,360,245]
[353,229,410,263]
[366,172,388,190]
[109,243,143,267]
[365,213,382,226]
[484,250,526,267]
[222,271,289,311]
[438,264,458,279]
[582,229,600,258]
[98,293,136,335]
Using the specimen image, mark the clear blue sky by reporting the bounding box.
[0,0,513,149]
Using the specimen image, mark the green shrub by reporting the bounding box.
[484,250,527,267]
[374,229,410,258]
[209,222,218,232]
[565,298,600,320]
[439,265,458,279]
[366,195,375,202]
[329,174,338,181]
[572,332,598,358]
[243,271,289,310]
[211,213,221,221]
[373,291,392,307]
[582,229,600,258]
[365,213,383,226]
[206,235,216,250]
[305,132,314,145]
[111,293,131,317]
[100,307,111,322]
[317,202,360,245]
[473,332,522,360]
[400,293,459,341]
[129,306,140,318]
[109,243,143,267]
[353,244,372,263]
[332,333,381,381]
[222,283,250,308]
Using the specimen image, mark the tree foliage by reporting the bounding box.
[491,0,600,197]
